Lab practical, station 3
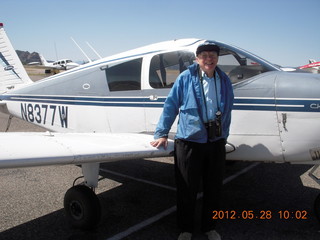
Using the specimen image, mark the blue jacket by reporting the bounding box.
[154,63,234,143]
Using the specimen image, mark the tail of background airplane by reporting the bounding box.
[0,23,32,93]
[39,53,50,66]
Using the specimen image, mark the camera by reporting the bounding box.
[215,111,222,137]
[205,111,222,139]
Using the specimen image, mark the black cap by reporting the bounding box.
[196,42,220,56]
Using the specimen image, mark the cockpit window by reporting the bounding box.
[218,49,270,84]
[149,51,195,88]
[105,58,142,91]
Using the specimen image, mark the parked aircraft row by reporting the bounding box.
[0,22,319,229]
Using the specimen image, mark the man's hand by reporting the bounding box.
[150,137,168,149]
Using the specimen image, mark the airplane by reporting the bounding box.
[0,22,320,230]
[27,61,41,65]
[299,59,320,73]
[38,53,80,73]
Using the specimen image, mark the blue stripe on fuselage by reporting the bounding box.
[1,95,320,112]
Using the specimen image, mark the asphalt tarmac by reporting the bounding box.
[1,72,320,239]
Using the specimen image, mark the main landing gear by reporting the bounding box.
[64,185,101,229]
[64,163,101,230]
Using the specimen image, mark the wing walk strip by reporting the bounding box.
[104,162,260,240]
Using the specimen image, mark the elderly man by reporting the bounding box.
[151,42,234,240]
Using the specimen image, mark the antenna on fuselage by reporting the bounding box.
[70,37,92,63]
[86,41,102,59]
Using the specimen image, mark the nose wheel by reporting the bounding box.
[64,185,101,230]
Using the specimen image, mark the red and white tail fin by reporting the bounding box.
[0,23,32,93]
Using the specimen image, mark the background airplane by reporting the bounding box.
[0,22,320,229]
[38,53,80,73]
[299,59,320,73]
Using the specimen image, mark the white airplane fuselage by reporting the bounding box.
[2,39,320,165]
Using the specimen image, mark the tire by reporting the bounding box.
[64,185,101,230]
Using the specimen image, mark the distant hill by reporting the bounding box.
[16,50,41,65]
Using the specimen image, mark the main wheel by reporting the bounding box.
[314,193,320,222]
[64,185,101,230]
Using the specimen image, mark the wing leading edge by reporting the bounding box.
[0,132,174,169]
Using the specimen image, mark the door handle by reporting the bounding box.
[149,95,158,101]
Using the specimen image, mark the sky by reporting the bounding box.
[1,0,319,67]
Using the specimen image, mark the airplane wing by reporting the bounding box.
[0,132,174,169]
[26,64,62,70]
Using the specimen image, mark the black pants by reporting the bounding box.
[174,139,226,233]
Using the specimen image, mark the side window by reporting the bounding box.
[218,49,269,84]
[105,58,142,91]
[149,51,195,88]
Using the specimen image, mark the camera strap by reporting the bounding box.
[198,67,220,123]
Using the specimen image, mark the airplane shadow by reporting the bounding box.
[0,158,177,240]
